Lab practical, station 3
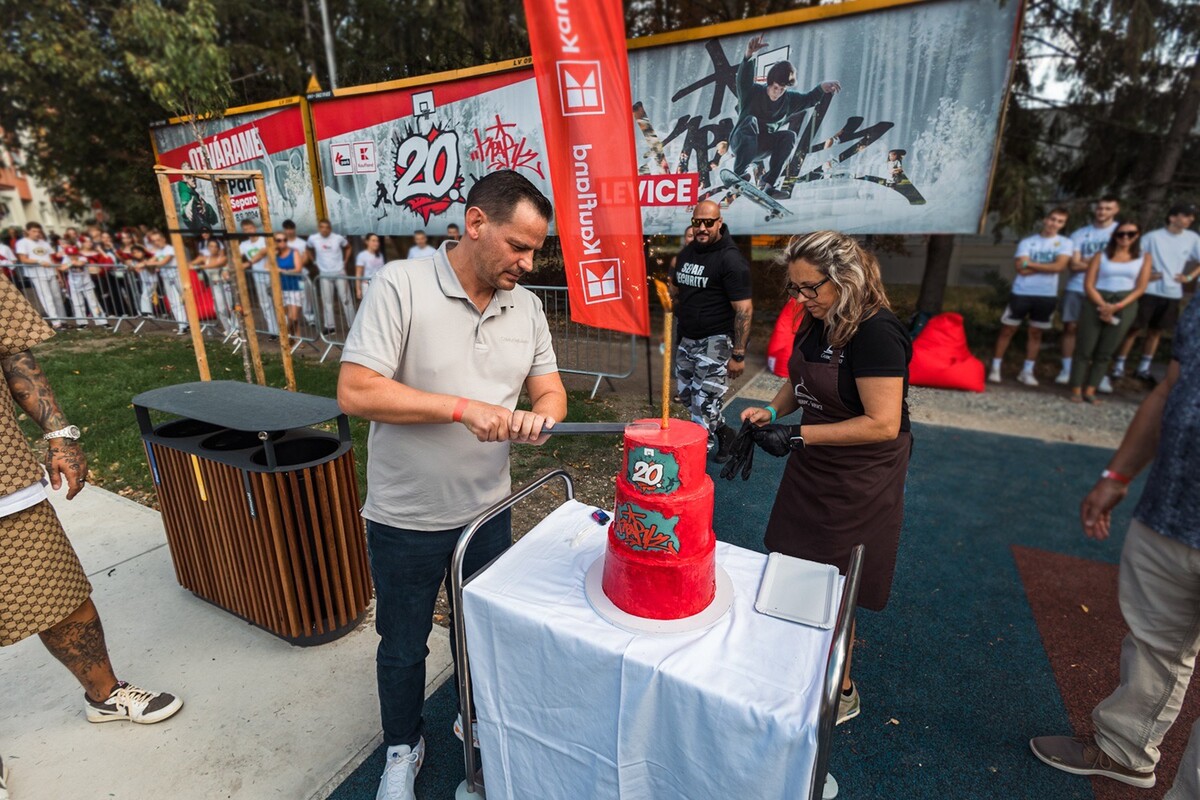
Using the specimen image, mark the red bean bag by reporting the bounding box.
[909,312,985,392]
[766,299,806,377]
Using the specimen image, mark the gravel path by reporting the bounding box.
[733,369,1144,450]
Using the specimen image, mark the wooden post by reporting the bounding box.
[214,179,267,385]
[155,170,211,381]
[253,174,297,392]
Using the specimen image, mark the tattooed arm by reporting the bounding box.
[1,350,87,499]
[729,298,753,379]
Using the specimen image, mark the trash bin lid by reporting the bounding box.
[132,381,343,432]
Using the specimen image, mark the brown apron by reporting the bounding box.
[763,325,911,611]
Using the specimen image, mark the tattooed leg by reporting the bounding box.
[38,598,119,702]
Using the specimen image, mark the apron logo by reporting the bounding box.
[793,376,824,411]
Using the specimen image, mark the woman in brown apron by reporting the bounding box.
[741,231,912,725]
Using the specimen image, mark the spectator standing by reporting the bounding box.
[1030,288,1200,799]
[988,208,1073,386]
[282,219,316,326]
[1068,221,1151,402]
[444,223,460,242]
[237,220,276,337]
[190,239,235,337]
[307,218,353,332]
[147,232,188,334]
[271,233,305,340]
[65,235,108,327]
[669,199,753,461]
[127,243,157,317]
[354,233,385,301]
[15,222,66,326]
[1058,196,1120,389]
[406,230,437,259]
[1112,203,1200,383]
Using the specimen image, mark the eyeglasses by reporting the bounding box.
[1114,231,1138,239]
[785,277,830,300]
[691,218,720,229]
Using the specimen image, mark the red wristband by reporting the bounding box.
[451,397,469,423]
[1101,469,1132,486]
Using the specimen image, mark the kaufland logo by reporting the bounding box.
[580,259,622,304]
[557,62,604,116]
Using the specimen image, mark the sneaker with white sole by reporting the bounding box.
[85,681,183,725]
[1029,735,1154,788]
[1098,375,1114,394]
[987,366,1002,384]
[1054,367,1070,385]
[376,738,425,800]
[454,712,480,749]
[836,682,860,725]
[1017,370,1039,387]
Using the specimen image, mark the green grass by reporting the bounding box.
[19,330,622,508]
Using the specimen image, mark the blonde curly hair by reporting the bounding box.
[777,231,891,349]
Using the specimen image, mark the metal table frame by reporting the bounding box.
[449,468,863,800]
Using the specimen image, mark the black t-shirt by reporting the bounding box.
[670,227,752,339]
[795,308,912,431]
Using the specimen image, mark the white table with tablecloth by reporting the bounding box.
[461,499,839,800]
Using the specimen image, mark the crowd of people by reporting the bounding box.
[0,219,461,340]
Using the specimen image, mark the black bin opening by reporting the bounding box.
[251,437,339,467]
[201,429,285,452]
[155,419,224,438]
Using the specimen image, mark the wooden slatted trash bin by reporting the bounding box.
[133,381,370,645]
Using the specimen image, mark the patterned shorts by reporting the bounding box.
[0,500,91,646]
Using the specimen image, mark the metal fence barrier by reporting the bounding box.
[526,285,638,398]
[313,273,363,362]
[244,268,322,354]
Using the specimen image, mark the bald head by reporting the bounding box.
[691,200,723,245]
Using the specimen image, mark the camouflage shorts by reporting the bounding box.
[675,334,732,443]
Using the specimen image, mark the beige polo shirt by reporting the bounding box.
[341,241,558,530]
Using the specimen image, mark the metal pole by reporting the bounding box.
[316,0,338,90]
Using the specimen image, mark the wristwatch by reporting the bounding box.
[731,352,745,363]
[43,425,81,441]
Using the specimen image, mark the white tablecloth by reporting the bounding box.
[462,500,837,800]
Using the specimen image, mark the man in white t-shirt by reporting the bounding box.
[307,218,353,333]
[237,219,276,336]
[406,230,437,260]
[1113,203,1200,384]
[15,222,67,326]
[145,232,188,333]
[989,208,1074,386]
[1058,195,1119,388]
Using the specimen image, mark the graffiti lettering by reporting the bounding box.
[392,124,465,224]
[468,115,546,179]
[670,39,739,118]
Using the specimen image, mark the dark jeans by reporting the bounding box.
[366,509,511,748]
[731,116,799,187]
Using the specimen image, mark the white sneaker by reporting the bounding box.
[454,712,480,748]
[376,738,425,800]
[987,366,1002,384]
[85,680,183,724]
[1054,367,1070,385]
[1017,371,1039,387]
[1111,364,1125,379]
[1098,375,1114,394]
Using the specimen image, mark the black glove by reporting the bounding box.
[719,420,757,481]
[751,424,804,457]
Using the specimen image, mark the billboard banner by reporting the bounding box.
[525,0,649,336]
[308,68,554,237]
[627,0,1021,235]
[151,103,318,232]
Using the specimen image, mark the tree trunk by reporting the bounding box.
[917,234,955,316]
[1142,50,1200,225]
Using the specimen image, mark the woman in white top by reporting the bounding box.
[190,239,236,335]
[354,233,386,300]
[1069,221,1152,402]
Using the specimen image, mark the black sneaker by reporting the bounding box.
[767,187,791,201]
[710,424,736,464]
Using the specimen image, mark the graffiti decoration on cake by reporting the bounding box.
[625,447,680,494]
[612,502,681,554]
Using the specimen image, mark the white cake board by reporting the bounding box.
[584,557,734,635]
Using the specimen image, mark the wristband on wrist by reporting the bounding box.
[765,404,777,423]
[1101,468,1132,486]
[451,397,469,423]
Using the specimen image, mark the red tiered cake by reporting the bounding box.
[600,419,717,619]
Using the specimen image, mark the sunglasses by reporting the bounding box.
[785,277,830,300]
[691,218,720,229]
[1114,230,1138,239]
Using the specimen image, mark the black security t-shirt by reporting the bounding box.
[795,308,912,431]
[670,227,752,339]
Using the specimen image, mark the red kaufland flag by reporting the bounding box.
[524,0,650,337]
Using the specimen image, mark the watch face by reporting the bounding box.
[67,425,81,439]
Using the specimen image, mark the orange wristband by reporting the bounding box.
[451,397,469,423]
